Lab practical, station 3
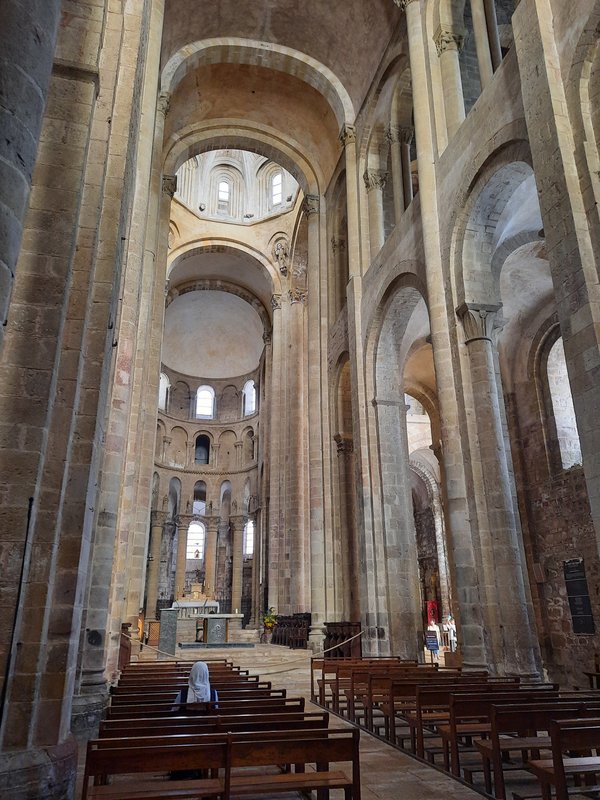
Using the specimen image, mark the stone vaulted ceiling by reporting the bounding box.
[162,0,401,114]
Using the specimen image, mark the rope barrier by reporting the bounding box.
[121,628,364,677]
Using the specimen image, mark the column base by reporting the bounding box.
[0,736,77,800]
[308,623,325,653]
[71,685,109,738]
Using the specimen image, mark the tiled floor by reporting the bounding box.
[76,643,484,799]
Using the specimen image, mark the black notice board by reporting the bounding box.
[425,631,439,651]
[564,558,595,634]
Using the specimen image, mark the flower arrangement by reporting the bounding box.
[262,607,277,630]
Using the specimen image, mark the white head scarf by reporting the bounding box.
[188,660,211,703]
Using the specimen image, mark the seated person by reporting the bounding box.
[187,660,218,704]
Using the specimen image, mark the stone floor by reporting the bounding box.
[94,642,481,800]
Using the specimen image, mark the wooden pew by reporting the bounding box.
[105,695,306,719]
[406,681,544,757]
[528,717,600,800]
[83,728,361,800]
[82,735,228,799]
[109,687,286,707]
[475,701,600,799]
[110,678,269,696]
[99,711,330,738]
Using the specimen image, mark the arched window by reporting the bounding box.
[244,520,255,557]
[196,386,215,418]
[187,521,205,560]
[547,337,582,468]
[193,480,207,515]
[217,179,231,215]
[195,435,210,465]
[158,372,170,411]
[271,171,282,206]
[242,380,256,416]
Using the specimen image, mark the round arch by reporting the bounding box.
[160,38,355,127]
[163,120,322,195]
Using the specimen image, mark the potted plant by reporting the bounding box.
[262,607,277,643]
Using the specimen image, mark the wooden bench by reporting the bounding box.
[528,717,600,800]
[436,687,559,776]
[105,696,306,719]
[109,687,286,707]
[99,711,330,738]
[83,727,360,800]
[474,701,600,799]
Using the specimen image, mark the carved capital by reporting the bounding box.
[456,302,501,343]
[393,0,419,9]
[302,194,320,215]
[434,26,466,55]
[157,92,171,117]
[363,168,388,192]
[331,236,346,254]
[339,124,356,147]
[162,174,177,197]
[151,510,168,527]
[386,123,414,149]
[270,293,282,311]
[289,288,308,305]
[334,433,354,454]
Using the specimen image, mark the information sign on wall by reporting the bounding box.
[563,558,595,634]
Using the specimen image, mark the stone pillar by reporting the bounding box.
[470,0,494,89]
[339,125,361,277]
[304,192,331,646]
[386,126,406,222]
[483,0,503,71]
[146,511,167,619]
[433,26,466,138]
[399,127,414,207]
[267,295,283,611]
[288,284,308,613]
[203,516,220,598]
[364,169,387,258]
[0,0,61,350]
[457,303,539,675]
[334,435,359,620]
[235,441,243,468]
[375,397,423,658]
[230,515,246,615]
[174,515,191,600]
[402,0,488,668]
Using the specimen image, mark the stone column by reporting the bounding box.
[267,295,283,611]
[0,1,61,350]
[146,511,167,619]
[457,303,539,675]
[433,26,466,138]
[340,125,361,277]
[334,435,359,620]
[470,0,494,89]
[483,0,503,71]
[288,284,308,613]
[174,514,191,600]
[401,0,488,668]
[230,515,246,616]
[235,441,243,468]
[364,169,387,258]
[399,127,414,207]
[375,396,423,658]
[203,516,220,598]
[386,126,406,222]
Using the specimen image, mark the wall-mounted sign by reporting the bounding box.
[563,558,595,634]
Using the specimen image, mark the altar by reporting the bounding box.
[194,613,245,644]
